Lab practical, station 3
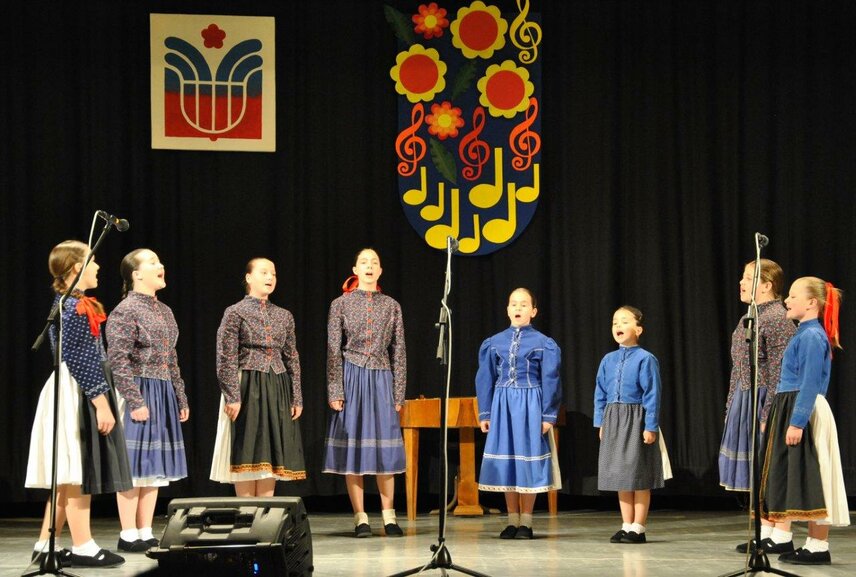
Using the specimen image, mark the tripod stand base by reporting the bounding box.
[388,542,491,577]
[21,558,83,577]
[718,551,802,577]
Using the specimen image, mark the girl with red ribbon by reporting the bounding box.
[25,240,131,568]
[759,277,848,566]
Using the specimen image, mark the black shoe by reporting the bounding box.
[735,539,757,554]
[117,537,150,552]
[143,537,159,548]
[736,538,793,555]
[514,526,533,539]
[779,547,831,565]
[610,530,627,543]
[499,525,518,539]
[31,548,72,567]
[69,549,125,568]
[384,522,404,537]
[354,523,372,538]
[620,531,647,544]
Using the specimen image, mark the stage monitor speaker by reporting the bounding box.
[147,496,313,576]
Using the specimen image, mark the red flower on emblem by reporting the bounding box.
[426,101,465,140]
[202,24,226,49]
[412,3,449,39]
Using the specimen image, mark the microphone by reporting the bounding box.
[447,236,459,253]
[756,232,769,247]
[97,210,130,232]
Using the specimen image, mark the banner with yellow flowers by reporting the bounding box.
[388,1,542,255]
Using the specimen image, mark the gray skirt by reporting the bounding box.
[598,403,664,491]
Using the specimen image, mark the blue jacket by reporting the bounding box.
[777,319,831,429]
[475,325,562,424]
[594,346,661,431]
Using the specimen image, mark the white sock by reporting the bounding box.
[120,529,139,542]
[519,513,533,528]
[381,509,397,525]
[630,523,646,534]
[760,525,774,539]
[622,523,633,533]
[804,537,829,553]
[139,527,154,541]
[72,540,100,557]
[33,540,48,552]
[770,528,793,544]
[507,512,521,527]
[354,512,369,527]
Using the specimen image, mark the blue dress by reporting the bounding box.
[476,325,562,493]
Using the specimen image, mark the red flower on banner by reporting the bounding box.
[390,44,447,103]
[477,60,534,118]
[202,24,226,49]
[426,101,465,140]
[450,1,508,59]
[412,3,449,39]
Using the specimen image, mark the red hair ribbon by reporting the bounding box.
[342,275,359,293]
[823,282,841,355]
[75,295,107,338]
[341,275,382,294]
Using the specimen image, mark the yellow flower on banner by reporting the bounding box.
[477,60,534,118]
[390,44,448,103]
[450,1,508,59]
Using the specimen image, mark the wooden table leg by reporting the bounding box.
[403,427,419,521]
[547,427,559,516]
[453,427,483,516]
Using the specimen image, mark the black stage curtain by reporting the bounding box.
[1,0,853,508]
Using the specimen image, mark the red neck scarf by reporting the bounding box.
[75,295,107,338]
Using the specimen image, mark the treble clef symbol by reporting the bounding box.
[458,107,490,181]
[509,98,540,171]
[395,104,426,177]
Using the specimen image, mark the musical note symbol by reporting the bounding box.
[481,165,539,244]
[469,147,504,209]
[458,213,481,253]
[420,181,445,221]
[509,0,542,64]
[516,163,539,203]
[509,98,540,171]
[482,185,518,244]
[459,107,490,181]
[403,166,428,206]
[395,104,426,177]
[425,188,460,249]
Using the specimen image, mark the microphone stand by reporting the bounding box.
[389,237,489,577]
[24,219,115,577]
[720,233,798,577]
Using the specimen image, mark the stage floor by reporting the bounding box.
[1,510,853,576]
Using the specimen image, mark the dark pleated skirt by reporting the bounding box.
[760,391,827,522]
[229,369,306,481]
[78,362,133,495]
[598,403,664,491]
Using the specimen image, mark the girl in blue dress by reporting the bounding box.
[476,288,562,540]
[594,306,671,544]
[759,277,848,566]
